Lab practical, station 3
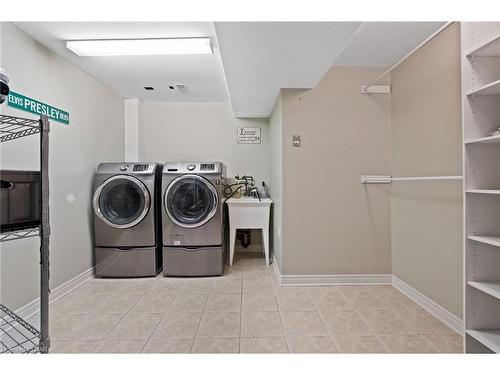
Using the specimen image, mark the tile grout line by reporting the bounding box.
[316,286,387,353]
[103,277,160,353]
[305,288,348,354]
[366,286,454,353]
[145,276,188,353]
[142,277,198,352]
[59,285,146,341]
[340,286,393,353]
[241,260,287,352]
[188,280,212,353]
[238,275,243,353]
[139,283,179,353]
[418,334,439,353]
[275,284,291,353]
[358,286,441,353]
[352,308,390,353]
[308,290,340,353]
[302,288,339,353]
[346,288,393,353]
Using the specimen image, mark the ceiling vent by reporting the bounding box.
[175,84,189,94]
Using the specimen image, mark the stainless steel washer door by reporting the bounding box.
[164,174,218,229]
[93,175,150,229]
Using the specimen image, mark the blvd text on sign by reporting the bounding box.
[7,91,70,125]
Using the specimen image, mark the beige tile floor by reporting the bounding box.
[36,254,463,353]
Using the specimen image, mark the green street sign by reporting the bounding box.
[7,91,69,125]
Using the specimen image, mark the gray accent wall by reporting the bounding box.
[280,67,392,275]
[390,23,463,318]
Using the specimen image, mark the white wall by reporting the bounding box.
[269,95,283,270]
[138,102,270,184]
[0,23,124,310]
[124,98,139,161]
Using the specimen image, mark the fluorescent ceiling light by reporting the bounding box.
[66,38,213,56]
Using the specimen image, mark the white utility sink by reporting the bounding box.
[226,197,273,204]
[225,197,273,265]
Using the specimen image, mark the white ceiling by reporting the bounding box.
[14,22,228,102]
[13,21,446,118]
[214,22,361,118]
[335,22,446,66]
[215,21,446,117]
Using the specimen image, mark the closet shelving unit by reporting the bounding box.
[461,22,500,353]
[0,114,50,354]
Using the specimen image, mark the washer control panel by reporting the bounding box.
[133,164,149,172]
[95,163,157,175]
[162,162,222,174]
[200,163,215,171]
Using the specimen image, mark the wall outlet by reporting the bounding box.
[292,135,301,147]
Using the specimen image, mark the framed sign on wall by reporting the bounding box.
[237,127,261,144]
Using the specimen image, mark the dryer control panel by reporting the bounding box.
[95,162,157,175]
[163,162,222,175]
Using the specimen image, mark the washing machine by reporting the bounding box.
[93,162,162,277]
[162,162,225,276]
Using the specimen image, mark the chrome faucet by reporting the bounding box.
[235,175,260,200]
[235,175,253,197]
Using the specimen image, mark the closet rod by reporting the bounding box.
[361,175,463,184]
[362,21,454,92]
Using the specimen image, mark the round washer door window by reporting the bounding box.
[93,175,150,229]
[165,174,218,228]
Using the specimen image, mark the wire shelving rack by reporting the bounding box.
[0,114,50,354]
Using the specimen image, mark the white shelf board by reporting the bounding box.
[467,34,500,57]
[466,189,500,195]
[468,235,500,248]
[467,79,500,96]
[466,329,500,353]
[468,281,500,300]
[465,134,500,145]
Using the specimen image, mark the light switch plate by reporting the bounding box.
[292,135,301,147]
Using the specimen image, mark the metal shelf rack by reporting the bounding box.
[0,115,42,142]
[0,304,40,353]
[0,114,50,354]
[1,228,40,242]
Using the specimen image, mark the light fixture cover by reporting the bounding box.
[66,38,213,56]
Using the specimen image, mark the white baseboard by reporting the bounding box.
[279,273,393,286]
[272,257,282,286]
[15,266,95,320]
[272,258,463,336]
[392,275,464,335]
[272,259,392,286]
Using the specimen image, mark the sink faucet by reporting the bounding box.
[235,175,253,197]
[235,175,261,201]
